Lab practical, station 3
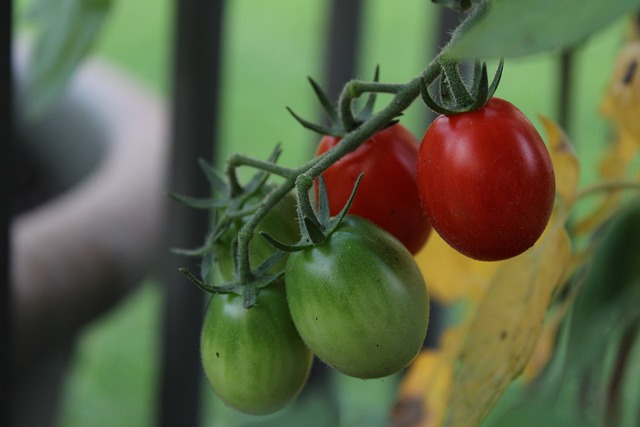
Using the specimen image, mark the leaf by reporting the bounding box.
[572,39,640,238]
[447,0,638,59]
[620,327,640,427]
[486,200,640,426]
[539,116,580,208]
[444,215,571,427]
[398,210,572,427]
[26,0,113,115]
[392,328,465,427]
[414,232,501,304]
[599,41,640,142]
[568,197,640,356]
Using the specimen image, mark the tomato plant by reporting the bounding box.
[315,123,431,255]
[200,285,313,415]
[416,97,556,261]
[284,215,429,379]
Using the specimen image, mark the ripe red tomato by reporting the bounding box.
[417,98,555,261]
[315,123,431,255]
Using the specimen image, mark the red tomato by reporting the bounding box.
[417,98,555,261]
[315,123,431,255]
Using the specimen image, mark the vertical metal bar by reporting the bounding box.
[324,0,364,103]
[1,1,13,424]
[558,48,574,133]
[157,1,226,426]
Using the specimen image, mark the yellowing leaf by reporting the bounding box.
[521,304,564,382]
[443,217,571,427]
[415,232,501,304]
[599,132,639,179]
[600,41,640,142]
[539,115,580,207]
[392,328,464,427]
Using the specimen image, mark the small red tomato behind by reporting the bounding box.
[417,98,555,261]
[315,123,431,255]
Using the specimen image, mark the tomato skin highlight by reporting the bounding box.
[316,123,431,255]
[200,285,313,415]
[417,98,556,261]
[285,215,430,379]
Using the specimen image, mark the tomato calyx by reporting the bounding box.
[420,58,504,115]
[286,66,401,138]
[262,174,364,252]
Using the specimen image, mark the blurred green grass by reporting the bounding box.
[16,0,627,426]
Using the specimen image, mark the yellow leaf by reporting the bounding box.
[539,115,580,207]
[443,216,571,427]
[392,328,464,427]
[599,132,639,179]
[600,41,640,142]
[415,232,501,304]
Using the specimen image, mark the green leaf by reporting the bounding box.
[620,327,640,427]
[447,0,638,59]
[26,0,113,115]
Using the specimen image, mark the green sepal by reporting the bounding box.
[289,65,398,138]
[286,106,344,137]
[198,158,228,193]
[324,173,364,233]
[308,77,339,123]
[420,58,505,115]
[178,267,236,295]
[165,192,226,210]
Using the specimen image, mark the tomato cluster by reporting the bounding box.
[197,97,552,416]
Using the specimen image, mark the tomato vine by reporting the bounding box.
[171,0,502,308]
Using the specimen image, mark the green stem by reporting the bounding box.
[348,81,405,98]
[440,58,473,105]
[338,84,358,132]
[228,153,297,179]
[225,157,244,197]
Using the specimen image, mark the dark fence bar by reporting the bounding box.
[324,0,364,103]
[2,1,14,425]
[157,1,226,427]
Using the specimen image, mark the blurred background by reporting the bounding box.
[7,0,628,426]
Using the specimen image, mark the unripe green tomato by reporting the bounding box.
[214,190,299,282]
[285,215,430,379]
[200,285,313,415]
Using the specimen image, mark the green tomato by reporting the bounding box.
[200,285,313,415]
[285,215,430,379]
[214,189,299,282]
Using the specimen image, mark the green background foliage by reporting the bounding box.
[14,0,632,426]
